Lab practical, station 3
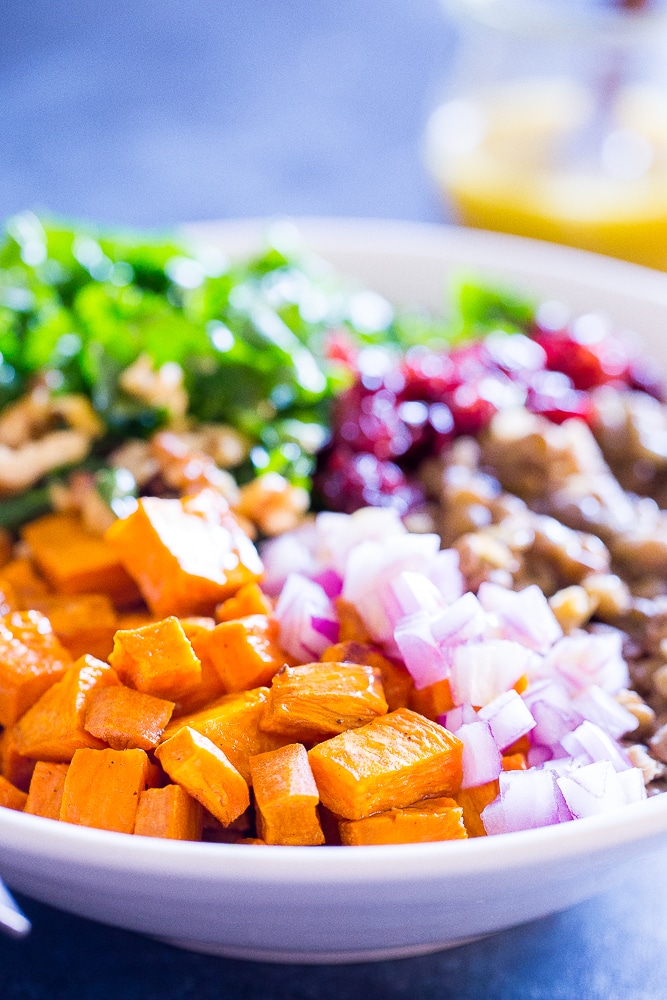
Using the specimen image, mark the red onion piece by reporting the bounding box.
[394,610,448,690]
[430,592,486,648]
[274,573,336,661]
[539,631,629,694]
[459,720,502,788]
[480,796,508,835]
[478,689,536,750]
[617,767,647,805]
[450,640,536,707]
[561,720,631,773]
[478,582,562,653]
[315,508,407,576]
[571,685,637,740]
[260,531,318,596]
[424,548,464,606]
[557,761,628,818]
[496,768,571,831]
[523,679,583,749]
[440,703,478,733]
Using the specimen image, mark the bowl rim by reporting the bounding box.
[3,216,667,886]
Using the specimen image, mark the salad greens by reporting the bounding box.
[0,212,535,515]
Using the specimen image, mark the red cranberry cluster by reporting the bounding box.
[315,309,663,515]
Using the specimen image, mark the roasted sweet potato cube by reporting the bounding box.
[339,795,468,846]
[105,490,263,618]
[29,592,118,661]
[0,579,17,616]
[0,609,73,727]
[260,662,388,741]
[335,598,372,643]
[308,708,464,821]
[109,616,201,700]
[0,725,36,791]
[60,747,149,832]
[173,617,226,716]
[0,559,49,603]
[24,762,69,820]
[455,780,500,838]
[250,743,324,846]
[22,513,140,607]
[161,687,286,783]
[321,641,413,712]
[134,784,203,840]
[409,678,455,722]
[215,582,273,622]
[84,685,175,751]
[155,726,249,826]
[205,614,288,693]
[0,774,27,811]
[236,837,267,845]
[15,655,120,761]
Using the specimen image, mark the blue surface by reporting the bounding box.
[2,2,667,997]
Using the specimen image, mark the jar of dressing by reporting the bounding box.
[426,0,667,269]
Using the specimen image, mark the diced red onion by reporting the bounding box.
[311,569,343,599]
[478,689,536,750]
[527,745,553,768]
[260,531,318,596]
[342,533,441,644]
[450,640,536,707]
[523,679,583,749]
[561,720,631,773]
[480,796,507,835]
[430,592,486,648]
[315,507,407,575]
[495,768,571,831]
[539,631,629,694]
[310,616,340,645]
[478,583,562,653]
[274,573,336,661]
[557,761,627,818]
[617,767,647,805]
[424,548,464,606]
[389,571,446,623]
[571,685,638,740]
[459,720,502,788]
[394,611,448,690]
[440,703,478,733]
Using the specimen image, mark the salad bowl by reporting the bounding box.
[2,218,667,963]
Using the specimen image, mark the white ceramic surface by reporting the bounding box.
[3,219,667,964]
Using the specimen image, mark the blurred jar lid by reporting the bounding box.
[442,0,667,43]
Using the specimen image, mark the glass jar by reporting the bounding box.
[425,0,667,269]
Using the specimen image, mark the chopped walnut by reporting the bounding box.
[626,743,664,784]
[236,473,309,537]
[119,353,188,424]
[549,586,596,633]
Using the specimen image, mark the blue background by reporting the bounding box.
[1,2,667,997]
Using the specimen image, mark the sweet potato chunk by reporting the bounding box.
[322,641,413,712]
[455,780,500,838]
[250,743,324,846]
[215,582,272,622]
[339,795,468,845]
[29,593,118,661]
[0,773,27,811]
[60,747,149,832]
[155,726,249,826]
[134,784,203,840]
[335,598,372,644]
[15,655,120,761]
[109,616,201,700]
[22,513,140,607]
[0,725,36,791]
[161,687,286,783]
[105,490,263,618]
[24,762,69,820]
[0,559,49,603]
[0,610,73,727]
[260,661,388,741]
[84,685,175,751]
[172,617,226,716]
[308,708,464,821]
[205,614,288,693]
[409,678,455,722]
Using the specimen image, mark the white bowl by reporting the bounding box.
[3,218,667,964]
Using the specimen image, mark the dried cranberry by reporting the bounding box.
[446,374,525,435]
[400,347,458,402]
[533,312,632,391]
[525,370,592,424]
[315,448,425,515]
